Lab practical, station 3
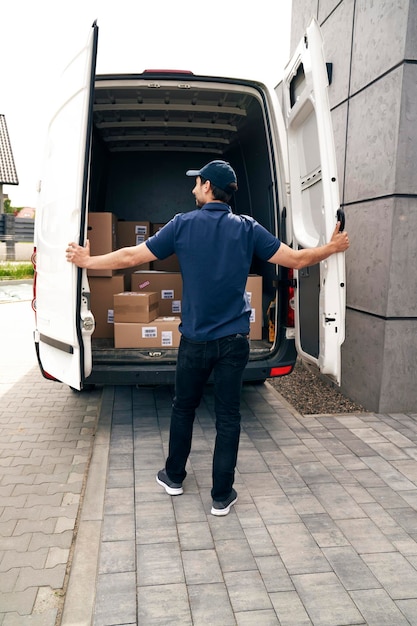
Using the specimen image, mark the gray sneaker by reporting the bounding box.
[211,489,238,516]
[156,468,183,495]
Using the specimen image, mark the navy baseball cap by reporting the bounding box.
[186,160,238,193]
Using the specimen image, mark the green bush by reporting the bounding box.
[0,262,34,279]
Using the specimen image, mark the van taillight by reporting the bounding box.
[287,268,295,327]
[269,365,293,377]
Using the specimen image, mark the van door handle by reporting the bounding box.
[337,208,345,232]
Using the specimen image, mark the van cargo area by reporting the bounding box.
[84,71,295,385]
[34,20,346,390]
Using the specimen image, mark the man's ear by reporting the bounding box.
[203,179,214,198]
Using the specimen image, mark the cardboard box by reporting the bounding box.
[151,223,181,272]
[113,291,159,323]
[246,275,263,340]
[131,271,182,316]
[89,274,127,338]
[114,317,181,348]
[87,212,117,277]
[117,221,151,247]
[117,221,151,284]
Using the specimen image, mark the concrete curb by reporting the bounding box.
[0,279,33,286]
[60,385,114,626]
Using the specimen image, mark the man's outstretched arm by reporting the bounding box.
[66,240,157,269]
[268,222,349,269]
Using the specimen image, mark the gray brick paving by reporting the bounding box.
[61,381,417,626]
[0,301,102,624]
[4,299,417,625]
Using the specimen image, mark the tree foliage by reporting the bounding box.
[3,198,23,215]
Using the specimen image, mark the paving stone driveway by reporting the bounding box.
[0,299,102,625]
[2,297,417,625]
[83,384,417,626]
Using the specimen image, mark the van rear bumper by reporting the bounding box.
[84,338,296,387]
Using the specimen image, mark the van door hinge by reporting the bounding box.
[82,316,95,331]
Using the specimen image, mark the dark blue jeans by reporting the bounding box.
[165,333,250,501]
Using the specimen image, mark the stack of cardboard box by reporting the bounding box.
[88,213,182,347]
[131,270,183,316]
[88,213,128,339]
[87,213,263,346]
[112,291,180,348]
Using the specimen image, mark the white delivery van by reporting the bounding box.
[33,18,346,391]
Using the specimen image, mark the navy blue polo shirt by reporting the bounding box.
[146,202,281,341]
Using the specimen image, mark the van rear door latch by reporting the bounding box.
[273,276,297,289]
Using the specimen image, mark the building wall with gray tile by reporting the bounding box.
[290,0,417,412]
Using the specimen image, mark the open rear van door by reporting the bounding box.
[34,22,98,389]
[282,18,346,385]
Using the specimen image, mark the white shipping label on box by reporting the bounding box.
[161,289,174,300]
[246,292,255,321]
[161,331,173,346]
[142,326,157,338]
[171,300,181,313]
[135,225,148,243]
[107,309,114,324]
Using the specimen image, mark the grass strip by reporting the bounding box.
[0,262,34,280]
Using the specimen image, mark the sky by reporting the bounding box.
[1,0,292,208]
